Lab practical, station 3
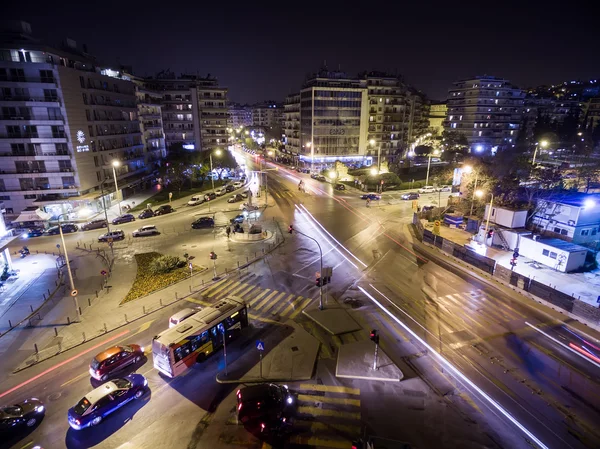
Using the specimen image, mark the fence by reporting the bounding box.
[415,225,600,328]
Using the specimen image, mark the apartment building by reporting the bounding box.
[229,103,252,128]
[444,76,525,153]
[427,102,447,136]
[0,21,155,220]
[252,101,283,129]
[282,93,300,157]
[197,77,228,152]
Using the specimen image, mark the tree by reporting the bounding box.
[441,130,469,161]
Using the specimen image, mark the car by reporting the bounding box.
[67,374,147,430]
[421,205,435,212]
[310,173,318,179]
[112,214,135,225]
[360,193,381,200]
[418,186,437,194]
[230,210,260,224]
[438,185,452,192]
[132,225,159,237]
[89,345,144,381]
[225,185,235,193]
[188,195,205,206]
[0,398,45,435]
[191,217,214,229]
[44,224,78,235]
[138,209,155,219]
[401,192,420,200]
[215,187,227,196]
[98,230,125,242]
[316,175,327,181]
[154,205,174,216]
[334,183,346,191]
[21,228,44,239]
[240,203,259,211]
[233,181,243,189]
[80,219,108,231]
[227,194,245,203]
[169,308,199,328]
[236,384,296,433]
[204,192,217,201]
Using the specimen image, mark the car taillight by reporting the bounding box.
[75,419,80,425]
[236,389,241,398]
[260,423,265,431]
[238,403,242,411]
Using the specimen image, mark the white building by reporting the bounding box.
[519,236,588,272]
[229,104,252,128]
[251,102,283,129]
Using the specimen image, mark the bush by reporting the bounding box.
[148,255,183,274]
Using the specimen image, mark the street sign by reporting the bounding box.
[434,220,441,227]
[322,266,333,278]
[256,340,265,351]
[169,192,173,199]
[71,289,78,297]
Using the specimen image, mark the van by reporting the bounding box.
[169,308,199,328]
[188,195,205,206]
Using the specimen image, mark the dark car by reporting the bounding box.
[316,175,327,182]
[138,209,155,219]
[89,345,144,381]
[422,205,435,212]
[68,374,147,430]
[204,192,217,201]
[334,184,346,191]
[310,173,318,179]
[236,384,296,433]
[21,228,44,239]
[112,214,135,225]
[0,398,45,435]
[360,193,381,200]
[80,219,108,231]
[191,217,215,229]
[44,223,78,235]
[401,192,420,200]
[154,205,174,216]
[225,184,235,193]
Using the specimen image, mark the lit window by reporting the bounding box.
[449,115,454,121]
[474,124,477,128]
[459,115,463,120]
[478,131,482,136]
[496,91,500,96]
[510,130,514,135]
[451,123,457,129]
[495,99,498,104]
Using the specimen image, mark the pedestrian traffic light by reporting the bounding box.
[513,248,520,259]
[316,276,322,287]
[369,329,379,345]
[510,258,517,266]
[288,224,294,234]
[487,230,494,239]
[209,251,217,260]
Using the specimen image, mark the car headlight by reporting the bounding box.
[35,405,44,413]
[144,378,148,387]
[286,396,293,404]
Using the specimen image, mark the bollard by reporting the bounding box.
[175,292,178,299]
[54,327,58,337]
[124,313,128,323]
[96,290,99,298]
[82,332,86,341]
[43,293,46,300]
[246,256,249,263]
[37,313,41,320]
[84,243,87,249]
[159,298,163,306]
[36,250,39,254]
[143,306,146,314]
[34,343,38,353]
[262,248,265,254]
[58,341,62,352]
[67,316,71,325]
[88,298,91,306]
[48,288,51,296]
[237,261,240,268]
[189,285,192,292]
[78,306,82,315]
[202,279,204,285]
[8,319,12,328]
[104,322,108,333]
[30,305,34,313]
[255,252,257,258]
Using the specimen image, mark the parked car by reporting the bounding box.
[418,186,436,194]
[421,205,435,212]
[188,195,205,206]
[310,173,318,179]
[89,345,144,381]
[438,185,452,192]
[204,192,217,201]
[225,185,235,193]
[0,398,45,436]
[240,203,259,211]
[360,193,381,200]
[21,228,44,239]
[154,205,174,216]
[191,217,214,229]
[169,308,199,328]
[138,209,155,219]
[230,211,260,224]
[132,225,159,237]
[233,181,243,189]
[401,192,420,200]
[112,214,135,225]
[215,187,227,196]
[68,374,147,430]
[98,230,125,242]
[316,175,327,181]
[80,219,108,231]
[236,383,296,433]
[334,184,346,191]
[228,194,245,203]
[44,224,78,235]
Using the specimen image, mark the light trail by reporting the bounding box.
[0,329,130,400]
[360,286,550,449]
[569,343,600,365]
[526,321,600,370]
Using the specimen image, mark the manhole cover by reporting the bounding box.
[48,392,62,401]
[343,298,363,309]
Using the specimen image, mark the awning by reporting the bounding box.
[11,208,52,223]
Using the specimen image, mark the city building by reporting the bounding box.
[145,72,228,152]
[0,21,155,221]
[427,102,447,136]
[229,103,252,128]
[282,93,300,157]
[251,101,283,129]
[444,76,525,153]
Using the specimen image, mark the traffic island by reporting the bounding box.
[303,302,361,335]
[216,320,319,384]
[336,340,403,382]
[230,230,273,243]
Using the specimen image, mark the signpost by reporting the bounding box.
[169,192,173,205]
[71,289,78,297]
[256,340,265,378]
[56,243,61,256]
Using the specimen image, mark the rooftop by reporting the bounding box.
[524,236,589,253]
[543,193,600,208]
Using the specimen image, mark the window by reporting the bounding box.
[79,76,85,88]
[593,228,597,236]
[553,227,561,233]
[542,249,549,257]
[549,252,557,259]
[82,93,88,105]
[581,229,590,236]
[560,229,568,235]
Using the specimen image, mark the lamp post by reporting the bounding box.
[425,149,440,187]
[293,228,324,310]
[463,165,479,216]
[532,140,548,165]
[306,141,313,174]
[111,160,122,217]
[208,149,222,212]
[476,190,494,246]
[369,139,382,174]
[98,179,115,267]
[57,213,80,321]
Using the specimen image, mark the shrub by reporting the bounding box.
[148,255,183,274]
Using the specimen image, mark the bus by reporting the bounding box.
[152,296,248,378]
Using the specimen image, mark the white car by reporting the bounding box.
[132,225,159,237]
[232,181,243,189]
[438,185,452,192]
[187,195,205,206]
[215,187,227,196]
[418,186,437,194]
[240,203,259,211]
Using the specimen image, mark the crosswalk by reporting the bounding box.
[187,274,314,323]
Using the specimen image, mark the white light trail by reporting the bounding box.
[298,204,367,268]
[360,285,550,449]
[526,321,600,370]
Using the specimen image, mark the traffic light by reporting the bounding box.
[487,230,494,239]
[288,224,294,234]
[352,440,363,449]
[510,258,517,266]
[369,329,379,345]
[315,275,331,287]
[209,251,217,260]
[316,276,322,287]
[513,248,520,259]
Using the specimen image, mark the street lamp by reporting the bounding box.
[57,213,80,321]
[532,140,548,165]
[305,141,313,173]
[425,149,441,187]
[476,190,494,246]
[291,226,325,310]
[208,149,222,212]
[463,165,479,216]
[369,139,382,174]
[111,160,122,216]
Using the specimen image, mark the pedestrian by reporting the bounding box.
[226,226,231,239]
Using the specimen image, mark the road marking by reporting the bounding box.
[186,297,211,307]
[234,283,257,298]
[202,278,229,297]
[213,280,241,297]
[248,289,270,307]
[279,295,307,318]
[287,435,350,449]
[18,441,34,449]
[298,394,361,407]
[227,282,251,296]
[297,421,359,435]
[131,319,155,337]
[260,292,291,314]
[297,405,360,420]
[249,314,280,325]
[289,297,313,318]
[61,370,90,387]
[298,384,360,395]
[254,290,280,311]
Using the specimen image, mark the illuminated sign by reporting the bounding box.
[76,130,86,143]
[76,145,90,153]
[183,144,195,150]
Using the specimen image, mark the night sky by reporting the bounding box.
[6,1,600,103]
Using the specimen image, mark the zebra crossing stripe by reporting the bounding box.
[255,291,285,311]
[297,394,360,407]
[289,297,313,318]
[298,384,360,395]
[280,295,308,318]
[234,283,257,298]
[261,292,295,314]
[297,406,360,420]
[205,280,238,298]
[226,282,252,297]
[248,289,271,306]
[200,278,228,296]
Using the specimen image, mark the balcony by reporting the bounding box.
[1,168,73,175]
[146,133,164,140]
[97,141,144,152]
[143,123,162,130]
[0,76,56,84]
[0,113,64,122]
[0,95,60,104]
[95,129,142,138]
